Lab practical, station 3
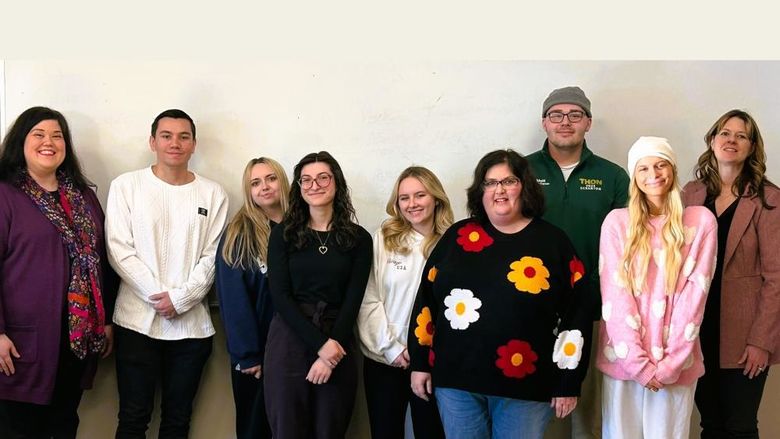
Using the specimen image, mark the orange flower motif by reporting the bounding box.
[414,307,435,346]
[507,257,550,294]
[427,267,438,282]
[456,223,494,252]
[495,339,538,379]
[569,256,585,287]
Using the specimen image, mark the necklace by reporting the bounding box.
[314,230,331,255]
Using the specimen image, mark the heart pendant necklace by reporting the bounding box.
[314,230,331,255]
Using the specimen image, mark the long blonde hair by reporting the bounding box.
[221,157,290,269]
[382,166,454,258]
[619,163,685,295]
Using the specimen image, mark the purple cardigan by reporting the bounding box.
[0,181,117,404]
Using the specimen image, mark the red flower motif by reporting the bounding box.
[428,348,435,367]
[495,339,538,379]
[456,223,494,252]
[569,256,585,287]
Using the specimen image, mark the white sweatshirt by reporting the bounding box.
[106,167,228,340]
[357,228,427,364]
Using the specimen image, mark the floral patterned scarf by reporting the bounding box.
[17,170,106,360]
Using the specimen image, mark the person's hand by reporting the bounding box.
[391,349,410,369]
[551,397,578,418]
[150,292,178,319]
[738,344,770,379]
[241,365,262,379]
[101,324,114,359]
[0,334,20,376]
[411,371,433,401]
[317,338,346,367]
[646,377,664,392]
[306,358,333,384]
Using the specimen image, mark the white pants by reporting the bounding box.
[602,375,695,439]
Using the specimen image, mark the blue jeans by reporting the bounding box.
[435,387,552,439]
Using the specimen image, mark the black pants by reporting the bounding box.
[0,342,87,439]
[695,366,769,438]
[114,326,213,439]
[264,314,357,439]
[231,367,271,439]
[363,357,445,439]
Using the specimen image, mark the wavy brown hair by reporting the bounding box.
[382,166,454,258]
[283,151,360,250]
[696,109,775,209]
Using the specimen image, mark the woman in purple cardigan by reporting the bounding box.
[683,109,780,438]
[0,107,117,438]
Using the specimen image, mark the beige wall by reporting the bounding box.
[1,60,777,438]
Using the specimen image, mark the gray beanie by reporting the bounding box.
[542,86,592,117]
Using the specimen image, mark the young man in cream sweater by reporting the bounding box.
[106,109,228,438]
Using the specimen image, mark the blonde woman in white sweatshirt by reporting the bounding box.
[357,166,453,439]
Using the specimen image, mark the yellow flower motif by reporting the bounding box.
[414,307,434,346]
[507,256,550,294]
[427,267,438,283]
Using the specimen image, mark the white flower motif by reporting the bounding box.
[443,288,482,330]
[625,314,641,331]
[652,248,666,269]
[682,353,695,370]
[691,272,711,294]
[652,346,664,361]
[602,302,613,322]
[684,226,697,245]
[682,257,696,277]
[652,300,666,319]
[612,270,627,289]
[614,342,629,359]
[684,322,700,342]
[603,345,617,362]
[553,330,584,370]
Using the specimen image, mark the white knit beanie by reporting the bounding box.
[627,136,676,178]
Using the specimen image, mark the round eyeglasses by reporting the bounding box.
[298,173,333,190]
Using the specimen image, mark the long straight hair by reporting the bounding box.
[221,158,290,269]
[382,166,454,258]
[619,164,685,296]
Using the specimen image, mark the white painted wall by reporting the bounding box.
[3,60,779,438]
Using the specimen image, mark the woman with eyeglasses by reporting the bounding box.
[357,166,452,439]
[407,149,593,439]
[263,151,372,439]
[215,157,290,439]
[683,110,780,439]
[597,137,716,439]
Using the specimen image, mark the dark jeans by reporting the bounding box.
[363,357,445,439]
[114,326,212,439]
[231,367,271,439]
[0,342,87,439]
[695,366,769,439]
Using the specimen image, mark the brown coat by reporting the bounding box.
[682,181,780,368]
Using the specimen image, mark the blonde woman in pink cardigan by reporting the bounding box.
[597,137,717,439]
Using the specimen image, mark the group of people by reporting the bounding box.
[0,84,776,439]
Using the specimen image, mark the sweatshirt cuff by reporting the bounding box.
[633,362,657,387]
[383,342,407,365]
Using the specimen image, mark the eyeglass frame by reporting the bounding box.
[545,110,587,124]
[298,172,333,190]
[482,176,521,190]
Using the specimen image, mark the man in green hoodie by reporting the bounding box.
[528,86,629,439]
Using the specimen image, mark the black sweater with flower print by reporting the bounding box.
[408,217,592,401]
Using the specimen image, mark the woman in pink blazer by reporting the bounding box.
[683,109,780,439]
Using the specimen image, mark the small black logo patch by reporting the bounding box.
[198,207,208,216]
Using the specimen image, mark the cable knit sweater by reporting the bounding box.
[596,206,717,386]
[106,167,228,340]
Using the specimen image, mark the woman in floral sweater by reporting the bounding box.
[597,137,717,439]
[408,149,593,439]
